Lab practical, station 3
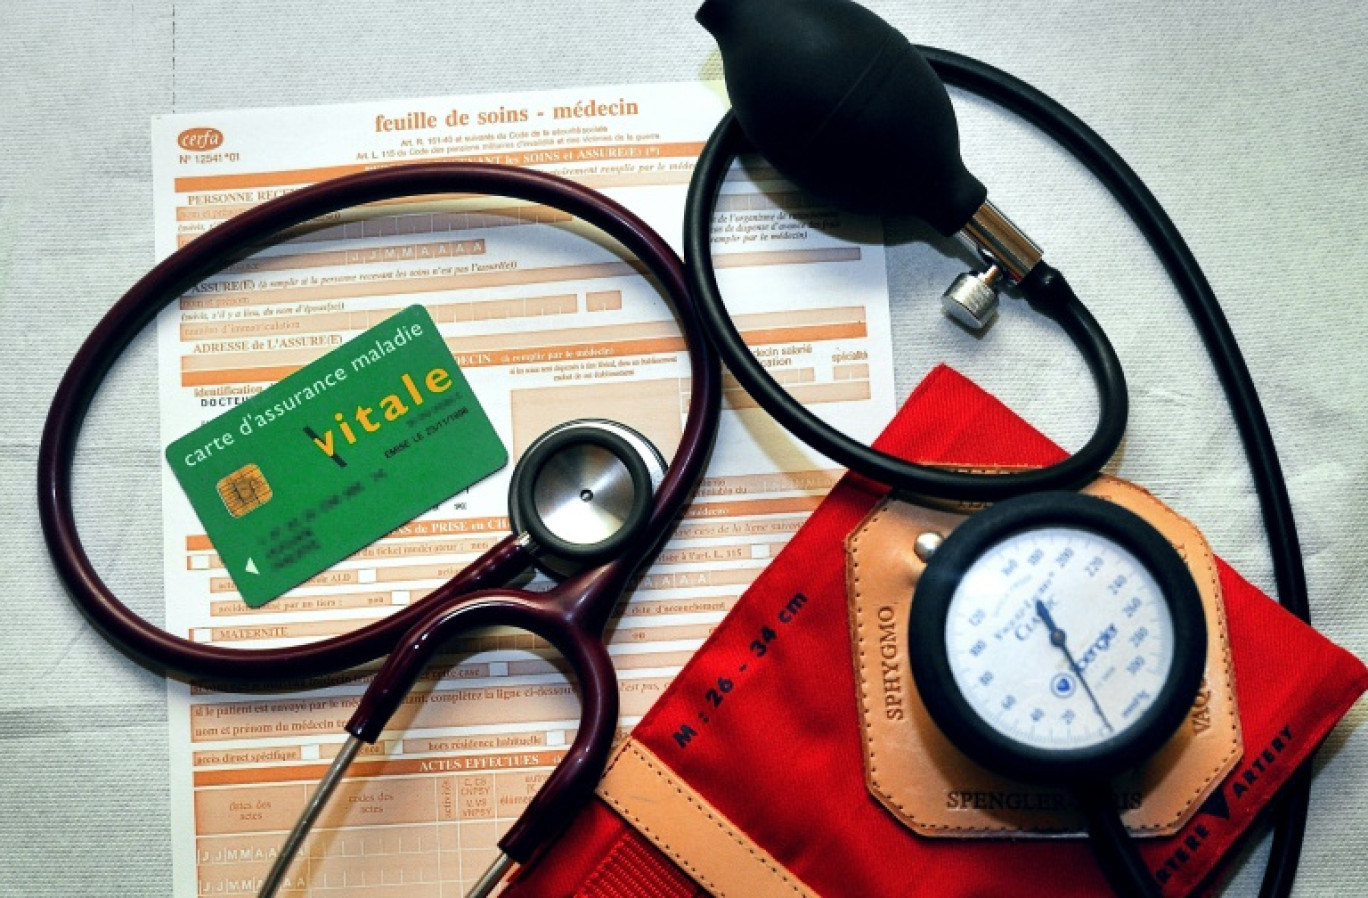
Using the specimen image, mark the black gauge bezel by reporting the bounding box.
[908,491,1207,784]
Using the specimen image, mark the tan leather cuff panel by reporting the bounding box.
[845,474,1241,837]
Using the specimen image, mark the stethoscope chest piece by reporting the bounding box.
[508,419,667,576]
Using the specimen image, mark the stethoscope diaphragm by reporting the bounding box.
[508,419,667,577]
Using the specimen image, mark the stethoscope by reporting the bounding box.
[266,416,674,896]
[38,164,725,897]
[38,1,1311,896]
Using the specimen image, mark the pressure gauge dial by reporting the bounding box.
[909,492,1206,784]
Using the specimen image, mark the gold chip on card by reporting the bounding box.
[217,464,272,517]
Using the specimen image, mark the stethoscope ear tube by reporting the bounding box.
[341,587,620,863]
[40,160,723,894]
[38,163,722,684]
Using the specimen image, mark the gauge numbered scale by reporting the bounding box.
[909,492,1207,785]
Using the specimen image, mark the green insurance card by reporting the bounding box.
[166,305,507,607]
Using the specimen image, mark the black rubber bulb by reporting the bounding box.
[697,0,986,235]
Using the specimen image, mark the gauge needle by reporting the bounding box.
[1035,600,1113,733]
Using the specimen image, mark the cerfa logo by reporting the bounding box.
[177,127,225,152]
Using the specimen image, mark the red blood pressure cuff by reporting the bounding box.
[505,365,1368,898]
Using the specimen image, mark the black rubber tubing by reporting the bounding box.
[685,113,1129,503]
[684,41,1308,898]
[915,46,1308,898]
[1080,783,1163,898]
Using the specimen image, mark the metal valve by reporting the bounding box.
[941,199,1045,329]
[941,263,1003,329]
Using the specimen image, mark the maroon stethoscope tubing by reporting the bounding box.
[38,163,722,863]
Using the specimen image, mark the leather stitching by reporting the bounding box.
[847,478,1243,836]
[847,499,893,804]
[598,741,811,898]
[1099,478,1242,833]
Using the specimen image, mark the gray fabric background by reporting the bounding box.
[2,1,1365,894]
